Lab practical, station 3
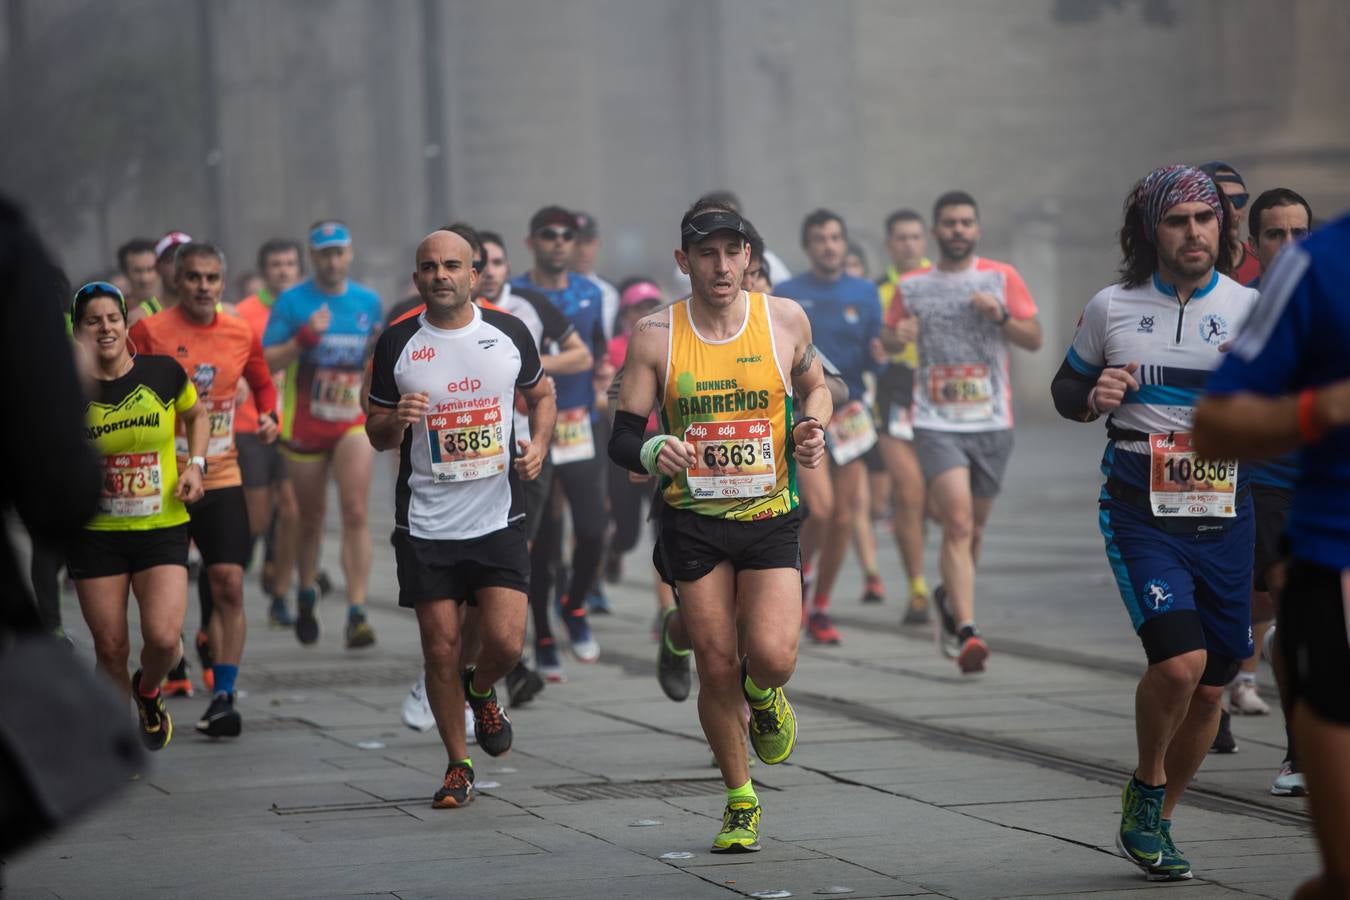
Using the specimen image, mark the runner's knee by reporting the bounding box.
[92,634,130,668]
[422,632,462,672]
[340,498,368,532]
[141,621,180,659]
[1149,653,1205,694]
[1191,683,1224,710]
[695,650,741,690]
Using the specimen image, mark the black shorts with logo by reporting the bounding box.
[187,486,253,567]
[394,523,530,607]
[236,432,287,488]
[654,504,802,589]
[1278,558,1350,725]
[67,524,190,580]
[1251,484,1292,592]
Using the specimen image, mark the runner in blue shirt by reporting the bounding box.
[775,209,882,645]
[510,206,608,673]
[262,221,382,650]
[1195,211,1350,900]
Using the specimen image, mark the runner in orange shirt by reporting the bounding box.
[235,238,303,627]
[131,241,279,738]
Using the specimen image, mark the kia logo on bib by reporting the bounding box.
[446,376,482,393]
[410,346,436,363]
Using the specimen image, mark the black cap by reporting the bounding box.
[680,209,752,246]
[529,205,574,234]
[572,211,599,240]
[1198,160,1245,188]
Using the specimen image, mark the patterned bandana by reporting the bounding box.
[1131,164,1223,243]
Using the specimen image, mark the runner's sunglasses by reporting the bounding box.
[71,281,127,318]
[534,227,575,242]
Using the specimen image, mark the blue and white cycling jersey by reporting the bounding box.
[1065,270,1260,495]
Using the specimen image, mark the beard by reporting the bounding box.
[1161,242,1216,279]
[937,236,973,262]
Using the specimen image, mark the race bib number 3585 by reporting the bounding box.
[684,418,776,499]
[426,405,506,482]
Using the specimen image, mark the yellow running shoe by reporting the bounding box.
[710,801,761,853]
[744,661,797,765]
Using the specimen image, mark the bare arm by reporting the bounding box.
[513,376,557,481]
[366,391,428,452]
[782,303,831,468]
[1194,379,1350,460]
[176,400,208,503]
[542,330,594,376]
[1005,315,1043,352]
[614,313,666,418]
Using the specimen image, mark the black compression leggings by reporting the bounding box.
[528,455,607,641]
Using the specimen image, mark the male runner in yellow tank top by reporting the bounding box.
[609,198,831,853]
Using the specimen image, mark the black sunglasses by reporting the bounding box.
[1228,192,1249,210]
[534,227,574,242]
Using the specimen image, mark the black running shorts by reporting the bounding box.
[236,432,287,489]
[1278,558,1350,725]
[654,505,802,588]
[394,524,530,608]
[1251,484,1292,592]
[187,486,253,567]
[67,524,189,580]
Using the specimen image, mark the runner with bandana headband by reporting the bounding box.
[1051,163,1257,883]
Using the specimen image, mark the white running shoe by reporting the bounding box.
[1229,679,1271,715]
[1270,760,1306,796]
[401,675,436,732]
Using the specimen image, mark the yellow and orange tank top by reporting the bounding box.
[660,292,797,521]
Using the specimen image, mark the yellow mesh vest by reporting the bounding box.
[660,292,797,521]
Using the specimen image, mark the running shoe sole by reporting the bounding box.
[957,637,989,674]
[709,840,761,854]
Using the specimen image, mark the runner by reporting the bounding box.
[263,220,381,649]
[776,210,883,644]
[131,242,280,737]
[571,211,620,341]
[1192,211,1350,900]
[1198,162,1262,286]
[116,238,161,321]
[511,206,608,666]
[67,280,207,750]
[128,231,192,326]
[1050,164,1254,882]
[883,191,1042,672]
[1212,188,1313,790]
[609,198,831,852]
[876,209,933,624]
[234,238,303,628]
[367,229,555,809]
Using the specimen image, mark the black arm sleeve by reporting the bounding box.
[1050,358,1099,423]
[608,409,649,474]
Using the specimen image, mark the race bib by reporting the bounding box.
[425,404,507,483]
[928,362,994,423]
[310,368,363,422]
[551,406,596,465]
[827,400,878,465]
[887,402,914,441]
[99,452,162,518]
[1148,432,1238,518]
[684,418,777,499]
[177,396,235,457]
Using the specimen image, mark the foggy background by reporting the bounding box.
[3,0,1348,415]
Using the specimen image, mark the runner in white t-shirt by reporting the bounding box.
[367,230,556,810]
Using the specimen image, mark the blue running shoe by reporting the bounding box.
[1147,820,1193,882]
[564,610,599,662]
[535,638,566,683]
[587,583,612,615]
[1116,776,1164,871]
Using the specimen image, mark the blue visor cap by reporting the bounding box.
[309,221,352,250]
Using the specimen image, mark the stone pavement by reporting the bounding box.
[2,423,1319,899]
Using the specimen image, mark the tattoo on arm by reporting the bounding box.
[637,319,670,332]
[791,342,817,377]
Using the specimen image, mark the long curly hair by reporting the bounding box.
[1117,181,1235,288]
